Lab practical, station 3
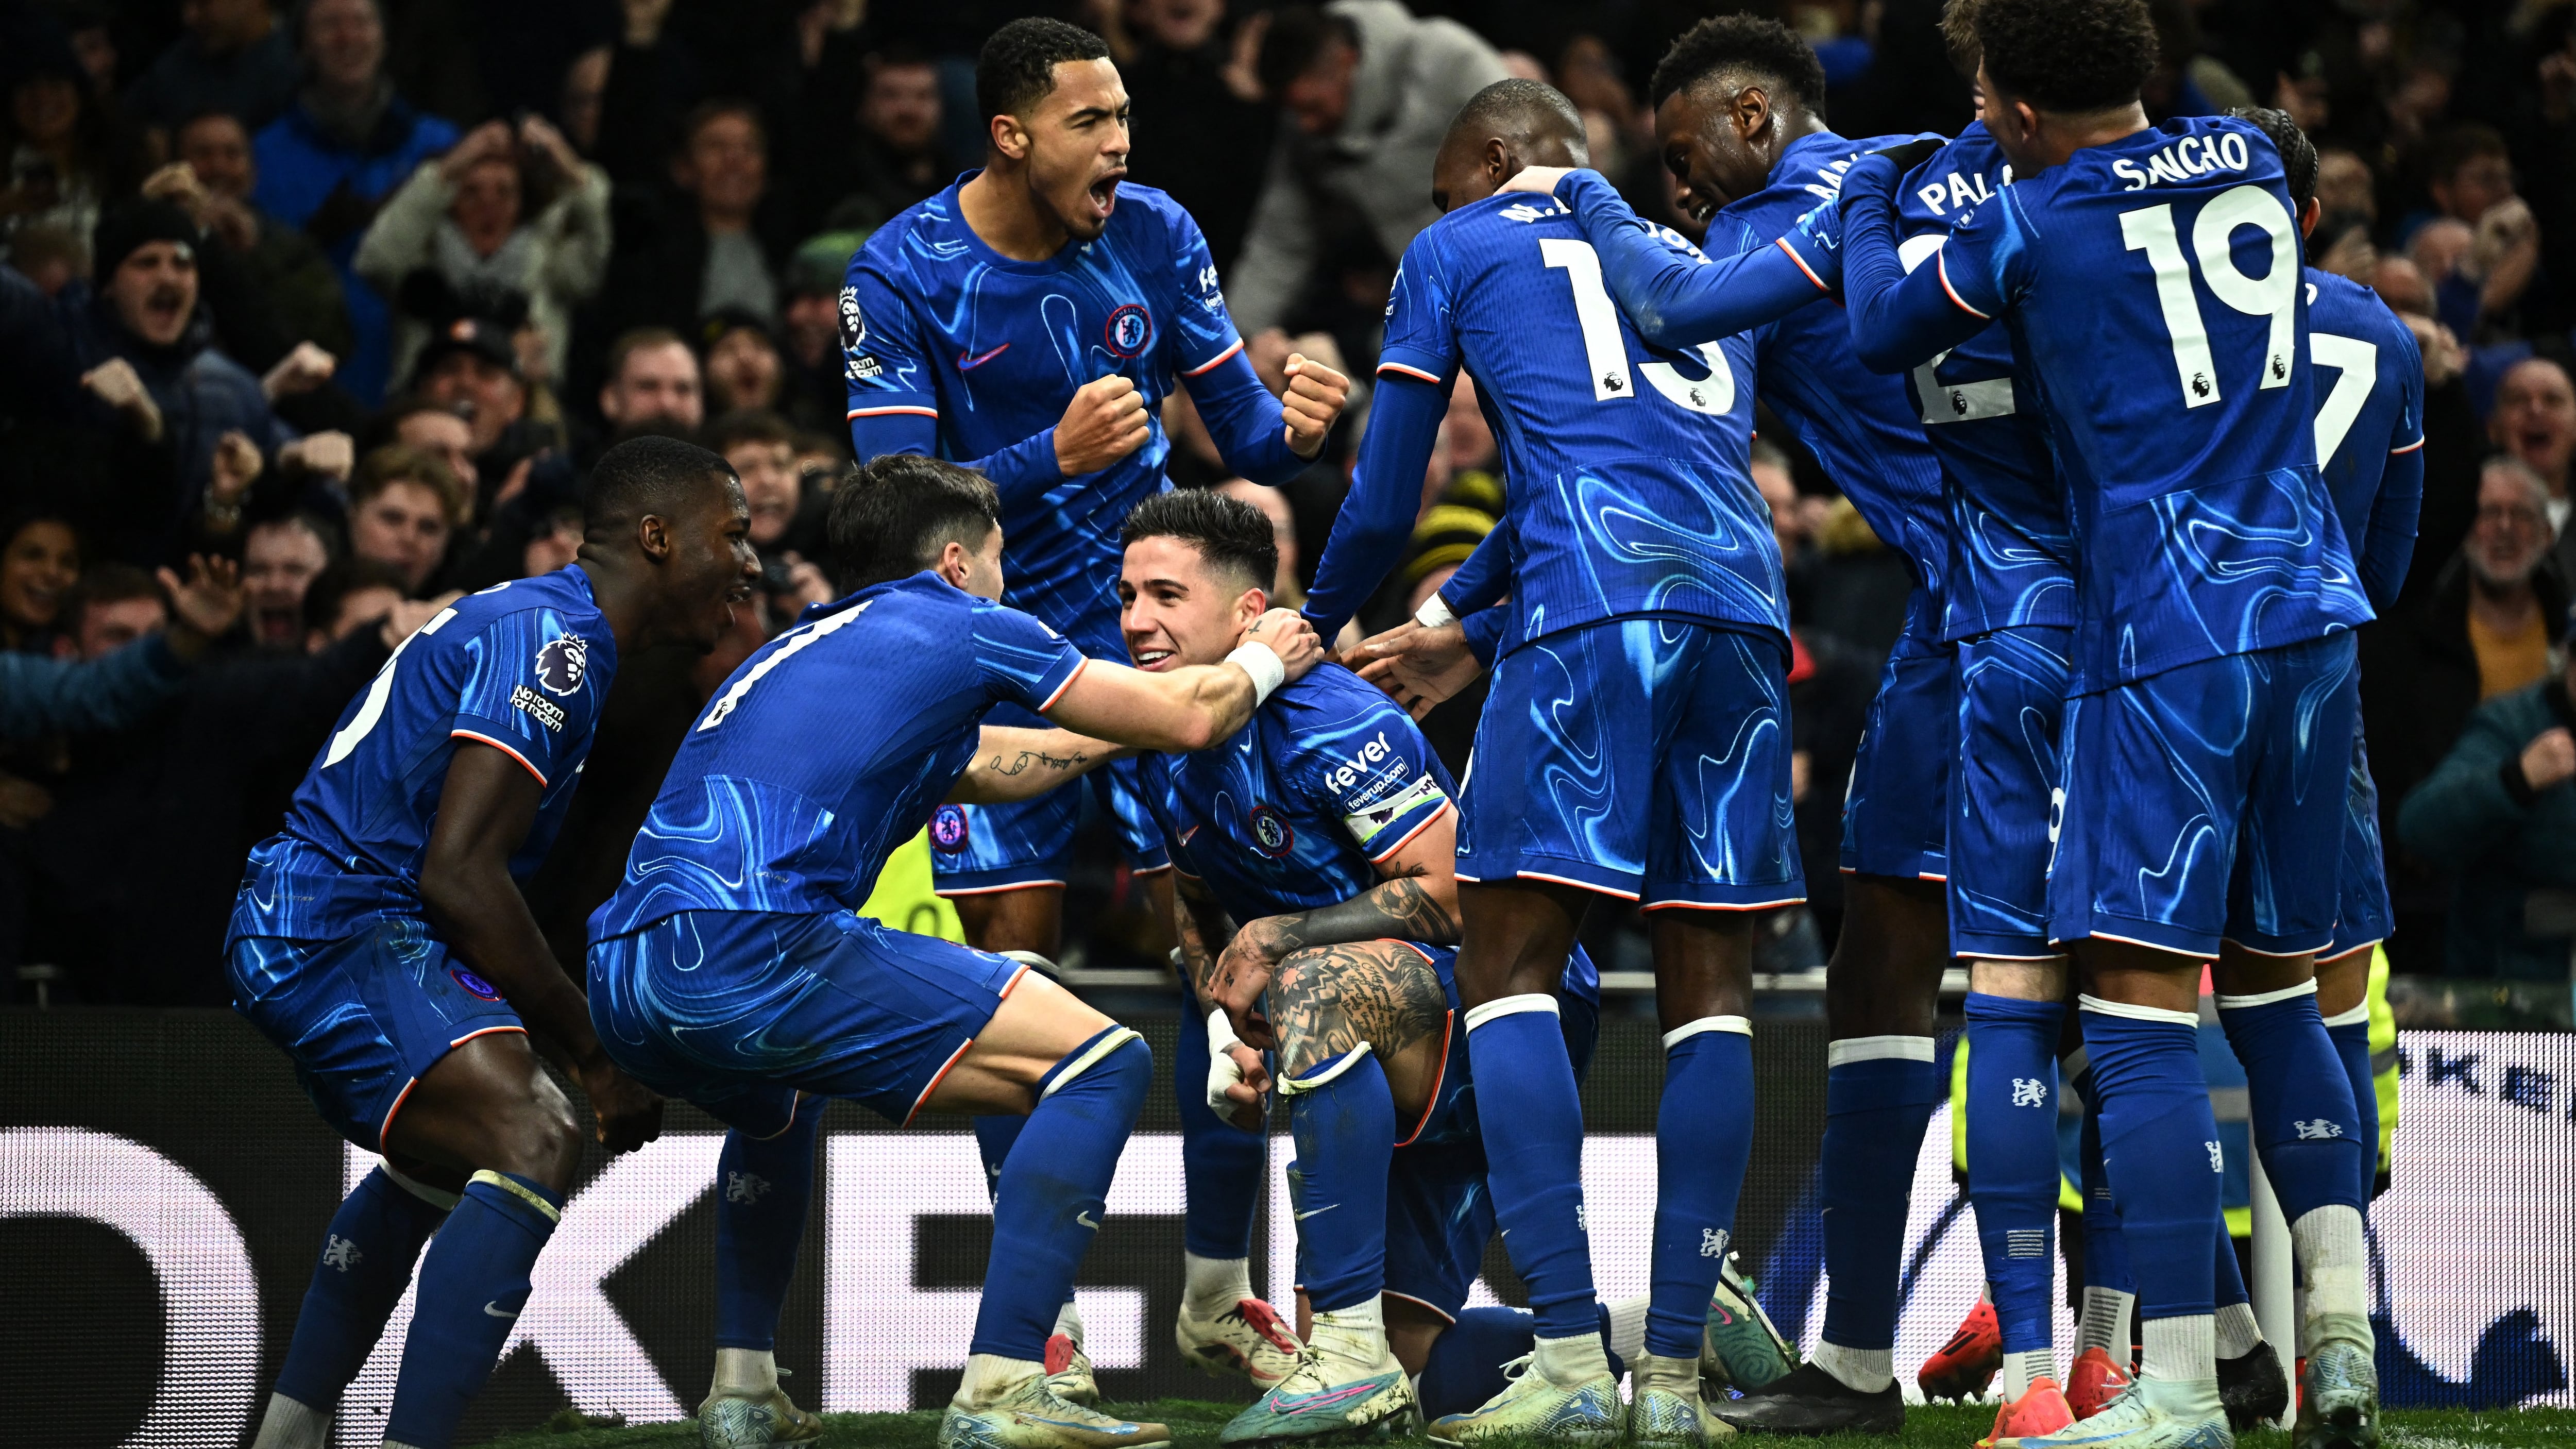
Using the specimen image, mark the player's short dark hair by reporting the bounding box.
[977,17,1111,123]
[585,435,738,534]
[1973,0,2158,114]
[2424,122,2508,185]
[1121,488,1277,595]
[2229,106,2317,212]
[1447,79,1589,158]
[1648,14,1830,118]
[1257,5,1358,98]
[828,453,1003,593]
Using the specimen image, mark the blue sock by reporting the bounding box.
[2079,1004,2219,1332]
[1464,998,1597,1339]
[970,1029,1149,1360]
[1965,994,2065,1358]
[2325,1012,2378,1204]
[1646,1021,1755,1357]
[1417,1305,1629,1420]
[1287,1050,1395,1312]
[971,1116,1025,1204]
[716,1105,820,1351]
[2213,1227,2248,1310]
[1818,1038,1941,1352]
[274,1167,449,1408]
[2069,1057,2134,1303]
[1178,979,1264,1259]
[384,1171,563,1449]
[2217,986,2364,1222]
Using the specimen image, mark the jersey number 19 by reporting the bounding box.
[2119,184,2298,410]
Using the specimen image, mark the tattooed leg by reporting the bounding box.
[1267,940,1452,1122]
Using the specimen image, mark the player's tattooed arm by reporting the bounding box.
[945,726,1126,804]
[1211,810,1459,1032]
[1260,940,1451,1076]
[1172,869,1240,1003]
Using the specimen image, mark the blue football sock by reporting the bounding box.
[383,1170,563,1449]
[1178,978,1264,1259]
[2324,1009,2378,1204]
[1818,1037,1941,1351]
[1463,996,1597,1339]
[970,1029,1149,1360]
[715,1104,820,1351]
[1416,1305,1628,1420]
[1286,1049,1395,1312]
[971,1116,1025,1204]
[274,1166,450,1408]
[2069,1056,2135,1302]
[1646,1019,1754,1357]
[1964,994,2065,1358]
[2079,1001,2219,1334]
[2213,1226,2248,1310]
[2216,984,2364,1222]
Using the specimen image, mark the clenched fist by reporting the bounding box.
[1280,352,1350,459]
[1055,374,1150,475]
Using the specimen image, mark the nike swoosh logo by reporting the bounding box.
[1294,1204,1337,1221]
[959,343,1011,369]
[1272,1382,1379,1412]
[484,1301,517,1319]
[1076,1210,1101,1229]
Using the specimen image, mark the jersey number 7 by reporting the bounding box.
[2119,184,2298,410]
[1539,238,1738,416]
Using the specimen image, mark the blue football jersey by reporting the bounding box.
[1888,125,2074,639]
[1710,130,1949,651]
[589,574,1086,939]
[1372,191,1784,650]
[842,181,1244,656]
[235,567,617,939]
[2305,267,2424,608]
[1927,115,2371,689]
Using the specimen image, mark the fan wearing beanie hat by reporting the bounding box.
[93,198,205,350]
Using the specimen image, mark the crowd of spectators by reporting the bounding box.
[2,0,2573,1002]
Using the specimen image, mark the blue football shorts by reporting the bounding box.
[2325,693,2392,959]
[1286,959,1602,1322]
[1947,625,2074,959]
[587,907,1033,1135]
[930,752,1171,896]
[1457,616,1803,911]
[1842,633,1955,882]
[2048,633,2358,957]
[227,915,528,1154]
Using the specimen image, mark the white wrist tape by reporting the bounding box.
[1206,1008,1248,1114]
[1414,595,1459,629]
[1225,641,1286,706]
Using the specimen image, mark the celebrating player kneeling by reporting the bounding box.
[584,456,1320,1449]
[1114,491,1603,1445]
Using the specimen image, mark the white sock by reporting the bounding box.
[1312,1299,1389,1368]
[956,1353,1046,1407]
[2079,1286,2135,1356]
[711,1346,779,1400]
[2213,1303,2263,1359]
[1810,1340,1895,1394]
[1184,1252,1255,1313]
[2140,1314,2215,1385]
[1053,1299,1084,1346]
[2292,1205,2370,1339]
[1604,1295,1651,1370]
[2000,1348,2054,1399]
[250,1393,331,1449]
[1533,1330,1612,1387]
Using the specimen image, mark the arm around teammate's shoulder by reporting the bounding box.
[1042,609,1322,751]
[946,724,1129,804]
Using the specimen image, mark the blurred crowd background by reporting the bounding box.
[3,0,2574,1008]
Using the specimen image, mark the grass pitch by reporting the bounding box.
[488,1399,2576,1449]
